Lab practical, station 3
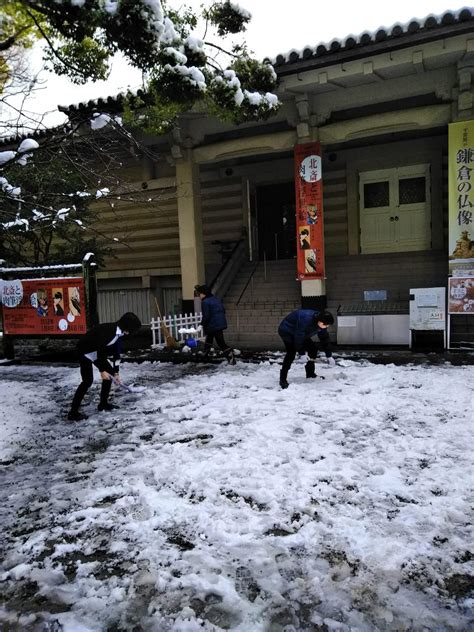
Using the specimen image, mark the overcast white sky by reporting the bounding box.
[9,1,471,128]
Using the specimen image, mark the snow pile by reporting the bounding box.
[0,358,472,631]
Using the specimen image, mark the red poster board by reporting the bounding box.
[1,277,87,335]
[294,142,325,280]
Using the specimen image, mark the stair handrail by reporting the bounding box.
[210,239,246,300]
[236,260,260,306]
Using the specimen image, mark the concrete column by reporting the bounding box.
[301,279,327,311]
[176,152,205,312]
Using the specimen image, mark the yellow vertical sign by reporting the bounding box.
[448,121,474,270]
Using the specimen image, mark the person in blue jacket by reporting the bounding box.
[278,308,334,388]
[195,284,236,365]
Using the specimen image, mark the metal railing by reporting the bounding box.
[210,239,246,300]
[235,260,261,333]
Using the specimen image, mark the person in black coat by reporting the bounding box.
[67,312,142,421]
[278,308,334,388]
[195,284,236,365]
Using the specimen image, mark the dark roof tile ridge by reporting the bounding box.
[272,7,474,66]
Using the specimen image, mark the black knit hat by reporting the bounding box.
[317,310,334,326]
[195,284,212,296]
[117,312,142,334]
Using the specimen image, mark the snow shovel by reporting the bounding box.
[154,297,180,349]
[109,375,146,393]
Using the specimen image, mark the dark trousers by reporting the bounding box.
[280,337,318,379]
[70,357,113,412]
[204,330,232,356]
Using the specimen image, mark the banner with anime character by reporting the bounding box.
[1,277,87,335]
[294,142,325,280]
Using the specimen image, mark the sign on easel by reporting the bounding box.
[1,277,87,335]
[0,254,98,359]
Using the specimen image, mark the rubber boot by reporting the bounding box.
[305,360,317,378]
[223,347,236,365]
[98,379,117,411]
[202,342,212,358]
[279,369,289,389]
[67,410,88,421]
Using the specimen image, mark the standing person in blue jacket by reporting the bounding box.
[195,284,236,365]
[278,308,334,388]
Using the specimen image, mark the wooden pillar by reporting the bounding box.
[82,254,99,328]
[176,152,205,312]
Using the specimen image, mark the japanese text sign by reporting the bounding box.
[448,121,474,269]
[1,277,87,335]
[294,142,325,280]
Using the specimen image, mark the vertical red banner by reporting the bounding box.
[294,142,325,280]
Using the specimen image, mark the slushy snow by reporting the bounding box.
[0,356,472,631]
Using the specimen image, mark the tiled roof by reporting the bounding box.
[57,8,474,116]
[57,89,150,117]
[1,7,472,145]
[271,8,474,72]
[0,123,72,148]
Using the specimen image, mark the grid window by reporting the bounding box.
[364,181,389,208]
[399,177,426,204]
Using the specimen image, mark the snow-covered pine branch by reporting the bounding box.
[0,1,280,264]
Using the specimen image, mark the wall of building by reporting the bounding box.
[90,120,450,321]
[195,130,449,311]
[96,184,180,274]
[200,169,245,282]
[325,251,447,311]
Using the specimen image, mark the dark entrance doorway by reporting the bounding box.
[256,181,296,261]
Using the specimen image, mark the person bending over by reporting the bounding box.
[278,308,334,388]
[68,312,142,420]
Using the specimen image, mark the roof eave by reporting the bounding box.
[274,16,474,77]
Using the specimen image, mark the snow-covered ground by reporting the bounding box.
[0,356,473,632]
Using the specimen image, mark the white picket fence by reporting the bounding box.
[151,312,204,347]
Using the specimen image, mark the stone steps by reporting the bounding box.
[221,259,302,349]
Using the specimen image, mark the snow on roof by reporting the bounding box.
[0,264,83,273]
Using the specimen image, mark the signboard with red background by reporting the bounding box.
[1,277,87,335]
[294,142,325,280]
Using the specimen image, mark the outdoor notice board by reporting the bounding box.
[409,287,446,331]
[448,276,474,314]
[1,277,87,335]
